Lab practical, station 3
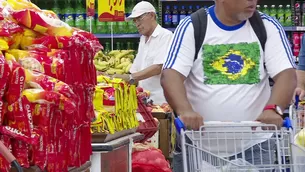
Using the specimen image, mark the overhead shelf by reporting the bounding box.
[94,26,305,39]
[94,34,140,38]
[166,27,305,32]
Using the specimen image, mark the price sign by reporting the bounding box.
[98,0,125,22]
[86,0,95,17]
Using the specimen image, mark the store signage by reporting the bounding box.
[98,0,125,22]
[86,0,95,17]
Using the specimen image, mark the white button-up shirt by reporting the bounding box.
[130,25,173,105]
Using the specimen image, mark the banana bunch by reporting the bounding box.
[94,50,135,75]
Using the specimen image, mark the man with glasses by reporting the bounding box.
[113,1,173,105]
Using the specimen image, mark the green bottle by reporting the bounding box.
[262,5,269,15]
[85,16,95,32]
[269,5,277,20]
[277,5,285,25]
[104,42,111,54]
[117,21,125,34]
[285,5,292,27]
[75,0,85,30]
[64,0,75,27]
[52,0,62,20]
[116,42,121,50]
[126,42,133,50]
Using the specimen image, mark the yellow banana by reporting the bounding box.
[125,64,132,73]
[97,60,109,66]
[108,50,120,56]
[116,61,131,69]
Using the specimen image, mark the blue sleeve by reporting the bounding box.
[298,35,305,71]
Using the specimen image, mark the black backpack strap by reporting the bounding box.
[191,8,208,61]
[249,11,267,51]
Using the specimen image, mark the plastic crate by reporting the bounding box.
[136,96,158,142]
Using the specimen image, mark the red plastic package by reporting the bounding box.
[5,67,25,105]
[12,140,30,168]
[7,49,65,80]
[24,69,77,102]
[0,18,24,49]
[0,135,11,171]
[48,49,71,83]
[0,51,11,96]
[11,8,73,37]
[30,128,47,170]
[132,144,172,172]
[6,96,33,136]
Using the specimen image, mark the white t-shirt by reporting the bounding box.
[131,24,173,105]
[163,6,296,157]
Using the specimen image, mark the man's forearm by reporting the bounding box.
[132,64,162,82]
[267,69,296,110]
[297,70,305,89]
[161,69,193,116]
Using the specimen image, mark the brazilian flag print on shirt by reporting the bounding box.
[202,42,260,85]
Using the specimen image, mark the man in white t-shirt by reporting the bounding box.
[161,0,296,171]
[113,1,173,105]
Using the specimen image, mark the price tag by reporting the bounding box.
[98,0,125,22]
[86,0,95,17]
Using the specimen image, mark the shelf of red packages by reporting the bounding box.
[0,0,102,171]
[91,133,144,172]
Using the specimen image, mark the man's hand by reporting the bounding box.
[179,111,204,131]
[112,74,130,82]
[256,110,283,130]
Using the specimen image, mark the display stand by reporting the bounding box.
[152,112,173,159]
[90,132,144,172]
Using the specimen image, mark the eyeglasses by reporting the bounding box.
[133,13,149,24]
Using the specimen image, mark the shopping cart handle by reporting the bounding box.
[174,117,186,134]
[11,160,23,172]
[295,95,300,109]
[283,117,293,129]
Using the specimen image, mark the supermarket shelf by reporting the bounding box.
[94,26,305,39]
[284,26,305,31]
[94,33,140,38]
[166,27,305,32]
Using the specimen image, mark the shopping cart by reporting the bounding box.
[174,104,305,171]
[0,141,23,172]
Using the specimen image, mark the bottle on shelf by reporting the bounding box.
[269,5,277,20]
[295,1,302,26]
[172,6,179,27]
[278,5,285,25]
[180,6,187,21]
[117,21,126,34]
[104,42,111,54]
[116,41,122,50]
[127,42,133,50]
[262,5,269,15]
[75,0,86,30]
[164,5,172,28]
[187,6,193,16]
[285,5,292,26]
[52,0,62,20]
[196,5,201,11]
[63,0,75,27]
[256,5,261,12]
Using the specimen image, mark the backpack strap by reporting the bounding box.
[191,8,208,61]
[249,11,267,51]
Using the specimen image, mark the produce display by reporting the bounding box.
[132,143,172,172]
[91,75,139,134]
[94,50,135,75]
[0,0,101,171]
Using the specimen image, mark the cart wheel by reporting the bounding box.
[11,160,23,172]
